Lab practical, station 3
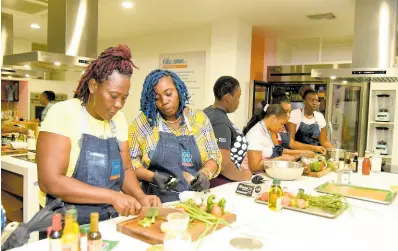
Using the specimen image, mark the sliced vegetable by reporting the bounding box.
[218,198,226,213]
[206,195,216,213]
[160,222,170,233]
[139,217,154,228]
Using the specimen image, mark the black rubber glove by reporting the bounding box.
[190,172,210,192]
[152,171,171,192]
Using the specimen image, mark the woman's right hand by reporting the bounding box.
[110,191,142,216]
[313,146,327,155]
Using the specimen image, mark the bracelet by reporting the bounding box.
[200,168,213,179]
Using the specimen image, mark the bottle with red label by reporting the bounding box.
[49,213,63,251]
[362,151,371,175]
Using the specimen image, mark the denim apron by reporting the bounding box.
[46,107,124,224]
[260,121,283,158]
[278,126,291,149]
[141,114,202,203]
[294,109,321,146]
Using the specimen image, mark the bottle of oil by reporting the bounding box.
[87,212,102,251]
[62,213,79,251]
[67,208,80,250]
[268,179,283,212]
[49,213,63,251]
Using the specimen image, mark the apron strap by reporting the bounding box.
[301,109,318,125]
[260,120,274,148]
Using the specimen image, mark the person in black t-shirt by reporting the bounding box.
[204,76,252,187]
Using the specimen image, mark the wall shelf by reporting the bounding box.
[369,121,395,125]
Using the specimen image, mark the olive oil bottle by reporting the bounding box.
[87,212,102,251]
[268,179,283,212]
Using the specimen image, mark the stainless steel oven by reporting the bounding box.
[30,92,68,120]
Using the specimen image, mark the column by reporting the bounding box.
[207,19,252,129]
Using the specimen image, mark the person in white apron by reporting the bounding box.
[37,45,161,229]
[129,69,222,202]
[204,76,252,187]
[241,104,294,173]
[287,87,334,149]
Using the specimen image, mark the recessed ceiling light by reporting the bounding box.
[122,1,134,8]
[8,76,12,78]
[30,23,40,29]
[330,76,336,80]
[54,61,61,66]
[342,80,348,84]
[25,74,30,78]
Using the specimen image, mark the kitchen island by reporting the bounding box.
[9,172,398,251]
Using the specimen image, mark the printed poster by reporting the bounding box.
[159,51,206,109]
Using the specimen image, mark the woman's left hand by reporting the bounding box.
[190,172,210,192]
[138,195,162,208]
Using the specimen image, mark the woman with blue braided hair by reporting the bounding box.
[129,69,222,202]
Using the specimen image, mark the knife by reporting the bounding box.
[138,207,182,218]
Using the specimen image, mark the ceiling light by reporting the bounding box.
[122,1,134,8]
[24,64,30,68]
[54,61,61,66]
[342,80,348,84]
[8,76,12,78]
[25,74,30,78]
[30,23,40,29]
[330,76,336,80]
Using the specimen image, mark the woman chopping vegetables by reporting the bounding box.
[287,87,333,149]
[270,88,327,156]
[37,45,161,225]
[241,104,294,172]
[129,69,222,202]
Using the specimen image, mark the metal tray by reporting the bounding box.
[254,198,345,219]
[315,182,397,205]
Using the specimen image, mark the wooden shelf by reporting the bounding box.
[369,154,392,159]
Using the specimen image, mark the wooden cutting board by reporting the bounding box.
[117,213,237,245]
[1,147,28,156]
[303,168,331,178]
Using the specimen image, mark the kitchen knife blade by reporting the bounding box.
[138,207,182,218]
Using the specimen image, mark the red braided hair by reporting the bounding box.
[74,44,138,104]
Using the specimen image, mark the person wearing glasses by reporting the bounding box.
[287,87,333,148]
[242,104,294,173]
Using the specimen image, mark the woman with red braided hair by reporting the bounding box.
[37,45,161,225]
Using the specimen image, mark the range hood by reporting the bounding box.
[312,0,398,81]
[1,0,98,79]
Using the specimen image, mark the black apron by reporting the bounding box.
[46,107,124,224]
[141,114,202,203]
[294,109,321,146]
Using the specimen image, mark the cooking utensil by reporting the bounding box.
[263,161,304,181]
[326,148,346,162]
[138,207,182,218]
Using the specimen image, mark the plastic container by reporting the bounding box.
[164,213,192,251]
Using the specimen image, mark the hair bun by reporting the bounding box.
[271,87,286,99]
[299,86,315,99]
[103,44,132,60]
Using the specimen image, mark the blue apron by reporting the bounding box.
[294,109,321,146]
[46,107,124,224]
[279,127,291,149]
[141,114,202,203]
[260,121,283,158]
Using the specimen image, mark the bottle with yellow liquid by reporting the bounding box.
[268,178,283,212]
[87,212,102,251]
[62,213,79,251]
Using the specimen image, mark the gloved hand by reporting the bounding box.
[152,171,171,192]
[190,172,210,192]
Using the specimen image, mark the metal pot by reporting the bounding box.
[326,148,346,162]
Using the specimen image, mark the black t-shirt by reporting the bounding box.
[203,106,247,168]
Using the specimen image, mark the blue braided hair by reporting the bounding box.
[140,69,190,127]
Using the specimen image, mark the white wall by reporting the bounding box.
[13,37,32,54]
[98,25,212,123]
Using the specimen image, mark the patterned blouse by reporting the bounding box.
[128,107,222,178]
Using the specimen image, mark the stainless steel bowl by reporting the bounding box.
[326,148,346,162]
[263,161,304,181]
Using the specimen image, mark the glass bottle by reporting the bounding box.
[80,227,89,251]
[362,151,371,175]
[49,213,63,251]
[88,212,102,251]
[164,213,192,251]
[62,213,79,251]
[268,179,283,212]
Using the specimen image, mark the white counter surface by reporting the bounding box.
[10,172,398,251]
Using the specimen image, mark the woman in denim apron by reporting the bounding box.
[37,45,161,226]
[269,88,327,157]
[129,70,222,203]
[287,87,334,150]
